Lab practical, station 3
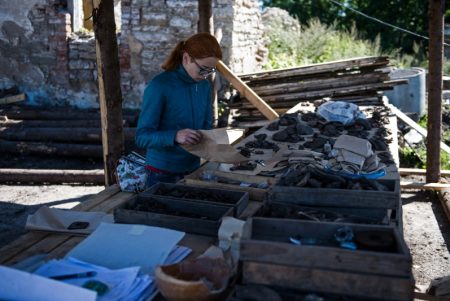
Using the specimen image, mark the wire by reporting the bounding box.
[327,0,450,47]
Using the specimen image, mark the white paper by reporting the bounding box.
[0,265,96,301]
[34,257,151,301]
[66,223,185,274]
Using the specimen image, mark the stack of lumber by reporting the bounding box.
[230,56,406,126]
[0,105,139,184]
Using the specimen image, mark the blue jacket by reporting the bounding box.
[136,64,213,173]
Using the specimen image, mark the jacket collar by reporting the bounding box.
[176,64,197,84]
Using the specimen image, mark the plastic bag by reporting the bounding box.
[317,101,366,125]
[115,152,147,192]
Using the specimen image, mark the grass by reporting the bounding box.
[263,11,450,170]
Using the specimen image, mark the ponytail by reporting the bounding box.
[161,40,185,71]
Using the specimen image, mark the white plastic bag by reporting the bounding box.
[115,152,147,192]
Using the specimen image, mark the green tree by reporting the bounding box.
[262,0,432,55]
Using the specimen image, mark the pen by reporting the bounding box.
[49,271,97,280]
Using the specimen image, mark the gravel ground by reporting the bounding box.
[0,183,449,291]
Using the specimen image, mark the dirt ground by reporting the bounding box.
[0,181,449,291]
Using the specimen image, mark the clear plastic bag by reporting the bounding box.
[317,101,366,125]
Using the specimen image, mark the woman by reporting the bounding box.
[136,33,222,187]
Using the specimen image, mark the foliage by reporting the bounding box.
[263,16,388,69]
[262,0,447,55]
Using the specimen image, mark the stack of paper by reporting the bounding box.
[33,246,191,301]
[66,223,186,275]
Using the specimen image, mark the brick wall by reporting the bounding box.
[0,0,264,108]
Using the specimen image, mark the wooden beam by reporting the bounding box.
[92,0,125,186]
[0,139,103,158]
[427,0,445,182]
[399,168,450,176]
[0,168,104,184]
[400,181,450,190]
[0,93,26,105]
[389,104,450,155]
[217,60,279,121]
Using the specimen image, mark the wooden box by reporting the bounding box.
[184,168,274,202]
[256,201,392,225]
[240,217,414,301]
[114,194,233,236]
[269,179,400,209]
[143,182,249,217]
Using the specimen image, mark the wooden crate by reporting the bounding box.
[257,201,392,225]
[143,182,249,216]
[240,217,414,301]
[269,179,400,209]
[184,167,274,201]
[114,194,233,236]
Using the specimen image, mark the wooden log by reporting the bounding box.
[0,139,103,158]
[217,60,279,120]
[0,168,105,184]
[0,119,106,128]
[0,107,138,125]
[0,93,26,105]
[0,127,136,142]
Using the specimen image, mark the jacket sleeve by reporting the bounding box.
[135,80,177,149]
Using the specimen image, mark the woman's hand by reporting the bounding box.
[175,129,202,145]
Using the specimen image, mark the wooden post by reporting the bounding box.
[198,0,219,127]
[426,0,445,183]
[198,0,213,34]
[92,0,124,186]
[216,60,279,121]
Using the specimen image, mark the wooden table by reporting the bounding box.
[0,184,223,267]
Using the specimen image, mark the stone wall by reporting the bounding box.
[0,0,264,109]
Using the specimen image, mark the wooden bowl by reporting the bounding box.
[154,257,230,301]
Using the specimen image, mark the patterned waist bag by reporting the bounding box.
[115,152,147,192]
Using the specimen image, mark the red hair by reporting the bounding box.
[162,33,222,71]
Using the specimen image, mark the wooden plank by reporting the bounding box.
[254,81,403,103]
[45,236,85,259]
[239,56,389,81]
[4,233,73,265]
[0,232,49,265]
[400,181,450,190]
[242,261,414,301]
[414,292,450,301]
[72,184,120,212]
[90,190,135,213]
[399,168,450,176]
[389,104,450,155]
[217,60,278,121]
[0,93,26,105]
[250,73,389,96]
[240,240,411,277]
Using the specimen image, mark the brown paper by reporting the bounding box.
[182,128,248,163]
[26,206,113,235]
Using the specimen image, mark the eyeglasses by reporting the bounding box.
[190,56,216,77]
